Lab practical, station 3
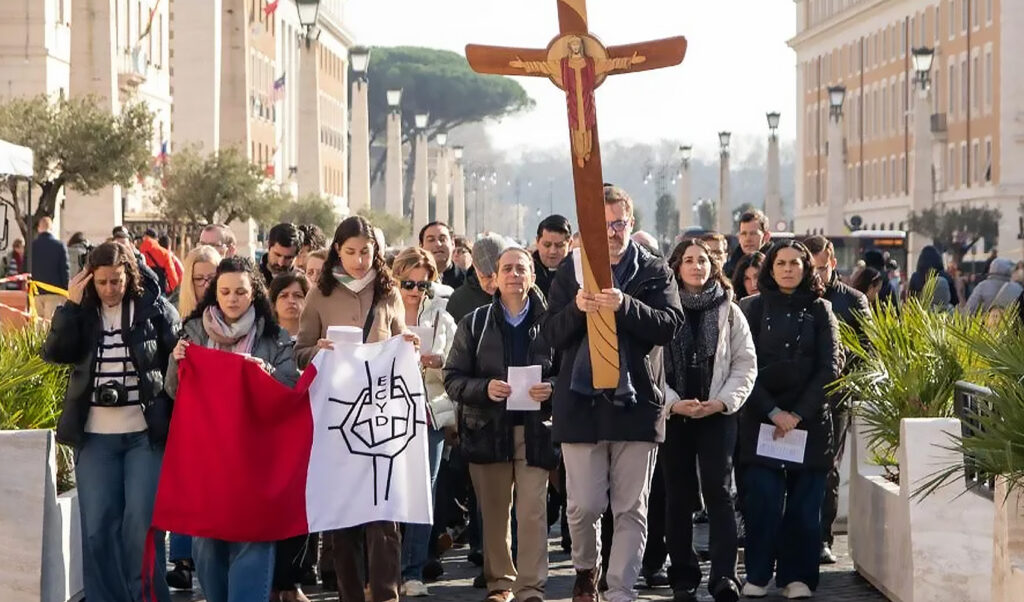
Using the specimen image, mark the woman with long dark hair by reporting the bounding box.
[737,240,842,600]
[42,241,179,602]
[165,256,299,602]
[730,251,765,302]
[294,215,416,602]
[662,239,757,602]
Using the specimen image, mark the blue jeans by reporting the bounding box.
[75,431,170,602]
[401,428,446,580]
[741,465,827,590]
[169,533,192,562]
[193,538,276,602]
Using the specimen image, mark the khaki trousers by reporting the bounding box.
[562,441,658,602]
[468,425,550,599]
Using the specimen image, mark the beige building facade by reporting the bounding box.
[790,0,1024,261]
[0,0,354,251]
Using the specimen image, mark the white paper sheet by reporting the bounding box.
[327,325,363,345]
[408,326,435,355]
[506,365,543,411]
[755,424,808,463]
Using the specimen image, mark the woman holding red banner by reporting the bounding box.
[295,215,415,602]
[41,241,179,602]
[165,256,298,602]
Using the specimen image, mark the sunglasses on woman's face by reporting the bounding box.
[400,280,431,292]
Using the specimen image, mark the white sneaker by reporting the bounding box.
[782,581,813,599]
[403,579,430,597]
[741,582,769,598]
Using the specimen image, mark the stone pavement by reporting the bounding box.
[170,528,886,601]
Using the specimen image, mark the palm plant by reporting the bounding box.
[915,307,1024,498]
[832,277,989,482]
[0,322,75,492]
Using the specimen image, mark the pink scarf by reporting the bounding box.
[202,305,258,355]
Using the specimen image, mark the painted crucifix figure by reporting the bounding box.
[466,0,687,388]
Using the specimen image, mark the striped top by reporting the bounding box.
[85,302,147,434]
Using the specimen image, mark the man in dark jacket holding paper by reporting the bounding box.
[543,185,683,602]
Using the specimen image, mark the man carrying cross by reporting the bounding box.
[543,185,683,602]
[466,2,687,600]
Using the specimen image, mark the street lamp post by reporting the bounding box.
[296,0,323,201]
[826,85,847,235]
[452,145,466,234]
[910,46,936,267]
[435,131,450,225]
[765,112,782,227]
[412,113,430,234]
[677,144,693,232]
[384,89,404,219]
[717,131,732,234]
[348,45,371,214]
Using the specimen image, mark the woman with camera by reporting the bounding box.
[42,241,180,602]
[164,256,299,602]
[390,247,458,596]
[738,240,842,600]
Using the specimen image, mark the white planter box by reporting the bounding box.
[849,417,993,602]
[992,479,1024,601]
[0,430,83,602]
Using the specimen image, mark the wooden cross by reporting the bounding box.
[466,0,687,388]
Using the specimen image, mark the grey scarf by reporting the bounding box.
[670,280,726,389]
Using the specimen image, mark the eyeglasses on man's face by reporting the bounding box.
[606,220,629,234]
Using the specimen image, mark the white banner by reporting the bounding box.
[305,335,432,531]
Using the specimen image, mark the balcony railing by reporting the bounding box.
[954,380,995,500]
[118,47,148,90]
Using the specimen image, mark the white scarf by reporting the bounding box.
[333,267,377,294]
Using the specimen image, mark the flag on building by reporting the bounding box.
[148,336,432,544]
[138,0,162,42]
[272,73,286,102]
[264,0,280,17]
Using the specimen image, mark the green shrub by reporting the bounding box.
[833,277,989,482]
[0,322,75,492]
[915,306,1024,498]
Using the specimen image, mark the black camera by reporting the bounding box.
[94,381,130,407]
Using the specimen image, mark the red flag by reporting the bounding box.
[152,346,315,541]
[264,0,279,17]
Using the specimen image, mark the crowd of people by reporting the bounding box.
[25,184,1024,602]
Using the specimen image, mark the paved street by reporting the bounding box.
[170,528,886,601]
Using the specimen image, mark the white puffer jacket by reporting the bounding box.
[417,292,459,429]
[663,300,758,417]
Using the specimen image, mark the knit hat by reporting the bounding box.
[472,234,507,277]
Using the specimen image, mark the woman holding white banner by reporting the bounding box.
[444,246,558,602]
[294,215,416,602]
[391,247,458,596]
[166,256,299,602]
[737,240,842,600]
[661,238,757,602]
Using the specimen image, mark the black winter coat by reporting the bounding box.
[739,289,842,470]
[532,250,559,298]
[543,243,684,444]
[446,267,494,323]
[824,273,871,341]
[41,276,180,448]
[444,288,558,470]
[31,231,69,289]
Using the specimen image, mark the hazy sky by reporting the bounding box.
[346,0,797,161]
